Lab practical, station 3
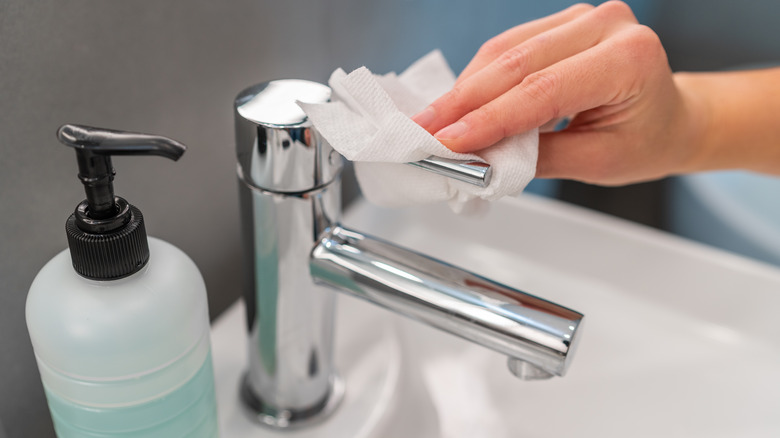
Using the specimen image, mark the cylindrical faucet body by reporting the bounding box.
[234,81,343,427]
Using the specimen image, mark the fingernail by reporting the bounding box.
[411,106,436,129]
[434,121,468,140]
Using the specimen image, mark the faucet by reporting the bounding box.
[233,79,585,429]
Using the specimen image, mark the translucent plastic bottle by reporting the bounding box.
[26,125,218,437]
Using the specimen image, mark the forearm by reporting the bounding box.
[677,68,780,175]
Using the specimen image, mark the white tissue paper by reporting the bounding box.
[299,50,538,214]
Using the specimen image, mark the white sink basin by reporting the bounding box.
[212,194,780,437]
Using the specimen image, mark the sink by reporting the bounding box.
[212,194,780,437]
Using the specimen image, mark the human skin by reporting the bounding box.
[412,1,780,186]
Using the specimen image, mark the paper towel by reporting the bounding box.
[299,50,538,213]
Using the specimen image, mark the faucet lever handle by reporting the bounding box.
[407,156,492,188]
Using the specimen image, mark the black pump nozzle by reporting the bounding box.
[57,124,187,280]
[57,124,186,221]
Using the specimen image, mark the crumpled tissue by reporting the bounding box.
[299,50,538,213]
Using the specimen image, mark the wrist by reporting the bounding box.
[672,72,718,173]
[674,68,780,175]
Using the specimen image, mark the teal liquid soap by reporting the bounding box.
[44,352,218,438]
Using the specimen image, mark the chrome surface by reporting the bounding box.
[409,156,492,188]
[311,226,582,377]
[507,358,556,380]
[235,79,344,428]
[236,178,342,429]
[235,80,341,193]
[239,373,345,429]
[234,79,584,429]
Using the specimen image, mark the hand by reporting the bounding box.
[412,1,706,186]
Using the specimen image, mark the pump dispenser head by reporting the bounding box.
[58,124,186,280]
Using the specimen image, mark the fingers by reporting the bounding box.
[434,24,664,153]
[416,7,617,136]
[456,3,595,85]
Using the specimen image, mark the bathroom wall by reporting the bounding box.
[654,0,780,71]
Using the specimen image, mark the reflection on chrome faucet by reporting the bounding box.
[234,79,584,429]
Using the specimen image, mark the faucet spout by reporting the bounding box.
[310,225,584,378]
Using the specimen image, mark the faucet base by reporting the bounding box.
[239,373,344,430]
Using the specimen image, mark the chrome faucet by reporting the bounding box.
[233,79,585,429]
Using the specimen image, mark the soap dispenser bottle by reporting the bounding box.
[26,125,219,437]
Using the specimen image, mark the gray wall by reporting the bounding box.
[0,1,587,436]
[653,0,780,71]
